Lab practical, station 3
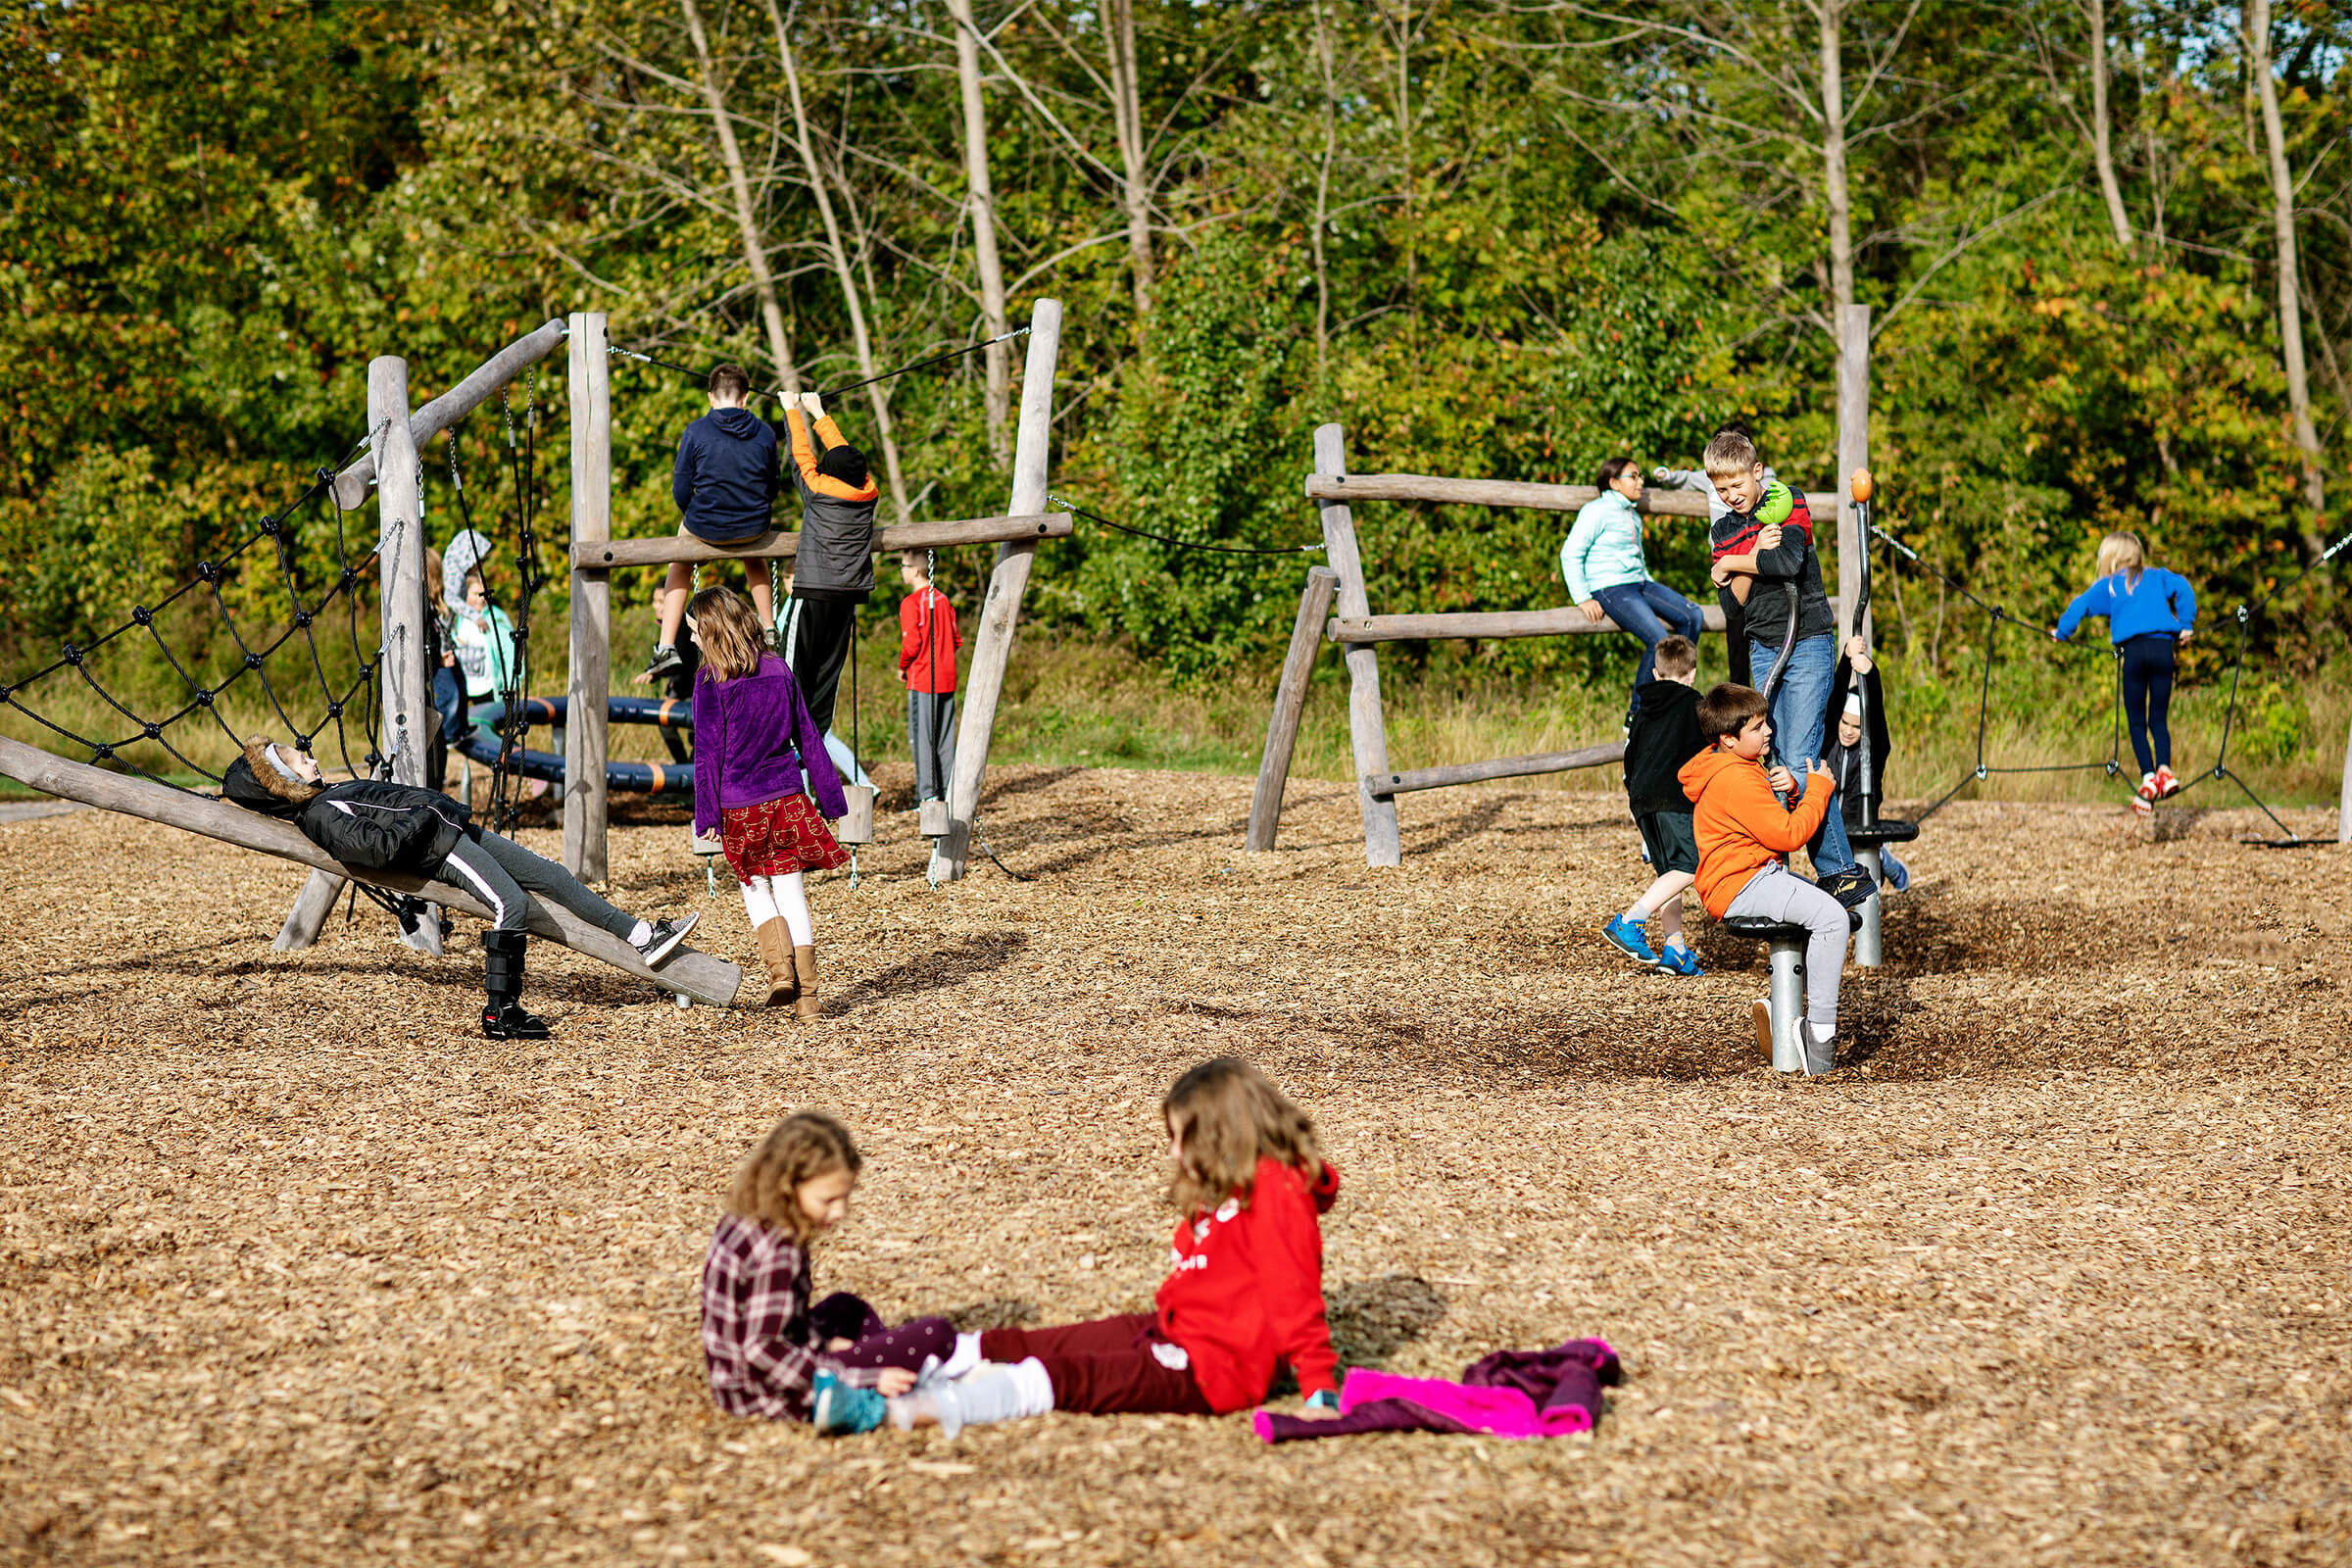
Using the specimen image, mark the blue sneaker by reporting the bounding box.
[1600,914,1657,965]
[1657,942,1704,977]
[811,1370,885,1436]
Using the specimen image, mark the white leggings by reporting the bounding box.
[739,872,813,946]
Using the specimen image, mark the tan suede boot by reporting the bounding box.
[792,945,820,1021]
[755,919,797,1008]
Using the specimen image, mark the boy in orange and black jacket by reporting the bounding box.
[1679,681,1847,1075]
[780,392,882,738]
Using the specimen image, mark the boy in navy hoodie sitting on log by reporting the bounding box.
[643,364,781,682]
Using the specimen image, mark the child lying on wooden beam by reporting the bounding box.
[223,736,700,1039]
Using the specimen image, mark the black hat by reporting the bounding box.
[816,444,869,489]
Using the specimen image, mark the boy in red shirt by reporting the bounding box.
[896,552,962,806]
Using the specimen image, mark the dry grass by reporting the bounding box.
[2,765,2349,1566]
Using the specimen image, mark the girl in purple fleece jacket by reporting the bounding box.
[689,586,850,1017]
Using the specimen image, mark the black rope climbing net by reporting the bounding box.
[437,373,554,835]
[0,439,389,792]
[1869,515,2352,847]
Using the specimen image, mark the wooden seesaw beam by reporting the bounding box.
[0,735,746,1009]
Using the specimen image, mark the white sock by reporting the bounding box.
[943,1333,983,1381]
[1621,904,1650,925]
[774,871,813,946]
[1808,1020,1837,1046]
[626,919,651,946]
[740,877,780,929]
[1004,1356,1055,1417]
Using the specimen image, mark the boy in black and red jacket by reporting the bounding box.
[1698,426,1871,909]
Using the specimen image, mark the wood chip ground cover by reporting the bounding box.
[1,766,2347,1566]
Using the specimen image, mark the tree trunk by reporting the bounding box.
[2085,0,2136,252]
[678,0,801,393]
[2249,0,2328,530]
[1105,0,1153,318]
[1817,0,1855,318]
[762,0,914,525]
[945,0,1011,463]
[1311,0,1339,387]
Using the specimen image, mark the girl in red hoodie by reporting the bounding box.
[973,1057,1343,1418]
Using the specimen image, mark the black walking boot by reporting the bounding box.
[481,929,554,1040]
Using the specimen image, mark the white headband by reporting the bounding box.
[263,744,307,785]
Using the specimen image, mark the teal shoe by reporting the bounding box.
[811,1370,886,1436]
[1657,942,1704,978]
[1601,914,1657,964]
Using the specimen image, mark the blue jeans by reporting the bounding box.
[2119,634,2176,775]
[1749,632,1855,878]
[433,665,469,745]
[1593,581,1704,693]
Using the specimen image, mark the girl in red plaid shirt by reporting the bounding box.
[703,1110,1043,1436]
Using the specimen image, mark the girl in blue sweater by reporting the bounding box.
[2053,531,2196,812]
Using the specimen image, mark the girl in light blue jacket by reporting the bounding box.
[1561,458,1704,719]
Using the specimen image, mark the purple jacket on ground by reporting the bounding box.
[1252,1338,1619,1444]
[691,654,848,839]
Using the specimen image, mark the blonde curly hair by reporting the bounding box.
[725,1111,862,1244]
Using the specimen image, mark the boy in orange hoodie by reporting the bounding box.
[1678,682,1847,1075]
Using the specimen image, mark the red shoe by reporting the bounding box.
[2131,772,2156,818]
[2153,764,2181,799]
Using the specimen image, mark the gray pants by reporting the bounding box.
[908,691,956,803]
[1724,861,1846,1033]
[436,830,636,937]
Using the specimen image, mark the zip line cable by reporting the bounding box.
[609,328,1029,403]
[1049,493,1327,557]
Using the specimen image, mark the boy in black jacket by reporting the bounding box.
[1601,634,1706,976]
[223,736,699,1039]
[780,389,881,736]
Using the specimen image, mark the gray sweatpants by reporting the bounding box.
[436,830,636,937]
[907,691,956,803]
[1723,861,1846,1033]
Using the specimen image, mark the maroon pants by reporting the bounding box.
[811,1292,956,1374]
[980,1312,1215,1416]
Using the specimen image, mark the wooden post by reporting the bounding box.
[1836,304,1872,646]
[1245,565,1339,853]
[274,866,345,952]
[564,312,612,882]
[1311,425,1401,867]
[2338,717,2352,844]
[929,298,1061,884]
[372,356,442,956]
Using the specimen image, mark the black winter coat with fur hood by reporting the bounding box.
[223,740,469,876]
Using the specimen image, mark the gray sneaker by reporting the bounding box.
[641,643,684,680]
[631,910,700,967]
[1803,1024,1837,1077]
